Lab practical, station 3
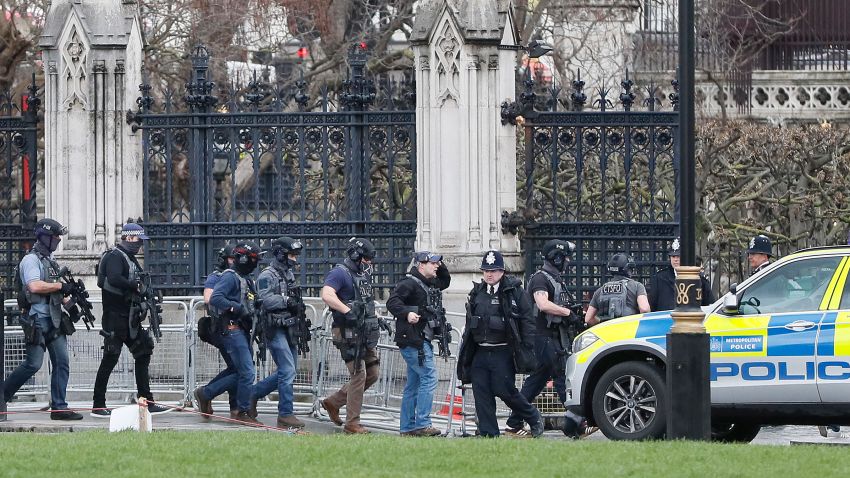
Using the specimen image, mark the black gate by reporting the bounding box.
[0,80,40,301]
[502,74,679,301]
[128,46,416,296]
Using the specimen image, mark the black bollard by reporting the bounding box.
[666,266,710,439]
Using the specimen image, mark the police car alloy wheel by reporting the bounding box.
[592,361,667,440]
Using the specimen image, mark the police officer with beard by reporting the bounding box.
[92,223,168,417]
[386,251,451,437]
[457,250,544,438]
[320,237,381,434]
[194,245,238,419]
[3,219,82,420]
[585,253,650,326]
[251,237,307,429]
[202,241,263,424]
[647,237,714,311]
[505,239,578,436]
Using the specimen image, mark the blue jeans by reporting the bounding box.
[204,329,254,412]
[399,342,437,433]
[3,314,70,409]
[253,327,298,416]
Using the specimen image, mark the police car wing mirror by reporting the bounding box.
[722,293,739,315]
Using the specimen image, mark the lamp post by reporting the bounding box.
[667,0,710,440]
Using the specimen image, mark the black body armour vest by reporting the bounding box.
[468,286,508,344]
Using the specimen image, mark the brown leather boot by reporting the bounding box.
[277,415,306,429]
[235,411,261,425]
[343,423,370,434]
[249,399,259,419]
[321,399,343,426]
[194,387,213,418]
[230,409,240,419]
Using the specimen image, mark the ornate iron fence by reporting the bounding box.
[502,71,680,301]
[127,46,416,296]
[0,79,40,300]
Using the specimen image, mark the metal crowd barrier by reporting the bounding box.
[2,296,565,435]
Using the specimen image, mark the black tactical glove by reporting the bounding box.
[60,282,75,295]
[344,309,358,324]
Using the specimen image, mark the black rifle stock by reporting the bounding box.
[286,286,312,357]
[426,288,451,360]
[58,267,96,330]
[131,272,163,342]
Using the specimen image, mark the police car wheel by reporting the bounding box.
[591,361,666,441]
[710,422,761,443]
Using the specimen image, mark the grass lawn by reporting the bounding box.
[0,431,845,477]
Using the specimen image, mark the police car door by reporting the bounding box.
[815,254,850,402]
[715,255,842,403]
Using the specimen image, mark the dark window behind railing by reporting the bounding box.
[635,0,850,72]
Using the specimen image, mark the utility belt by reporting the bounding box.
[266,312,299,329]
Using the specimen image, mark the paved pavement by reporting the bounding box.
[1,401,848,446]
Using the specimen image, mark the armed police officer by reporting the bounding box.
[92,223,168,417]
[3,219,82,420]
[747,234,773,276]
[387,251,451,437]
[647,237,714,311]
[320,237,381,434]
[250,237,308,429]
[194,244,238,419]
[585,253,650,326]
[505,239,579,437]
[457,250,544,438]
[199,241,263,424]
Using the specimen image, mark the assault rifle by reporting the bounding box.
[248,291,267,363]
[58,267,96,330]
[425,288,452,360]
[287,286,312,357]
[348,300,370,372]
[129,271,163,342]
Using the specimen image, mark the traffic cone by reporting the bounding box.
[437,392,464,421]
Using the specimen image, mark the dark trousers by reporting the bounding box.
[92,328,153,408]
[506,336,567,429]
[471,345,540,437]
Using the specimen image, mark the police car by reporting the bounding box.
[565,246,850,442]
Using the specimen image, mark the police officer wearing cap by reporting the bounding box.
[747,234,773,276]
[92,223,168,417]
[320,237,381,434]
[505,239,578,436]
[457,250,544,438]
[647,237,714,312]
[386,251,451,437]
[200,241,263,424]
[3,219,83,420]
[193,244,238,419]
[250,237,307,429]
[585,253,650,325]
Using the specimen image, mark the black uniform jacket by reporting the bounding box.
[386,264,451,349]
[457,275,537,383]
[647,266,714,312]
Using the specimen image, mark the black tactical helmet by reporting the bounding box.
[216,243,235,270]
[543,239,575,269]
[607,253,635,277]
[346,237,376,262]
[271,236,303,256]
[232,241,262,275]
[34,218,68,237]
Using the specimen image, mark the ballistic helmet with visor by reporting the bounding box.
[34,218,68,237]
